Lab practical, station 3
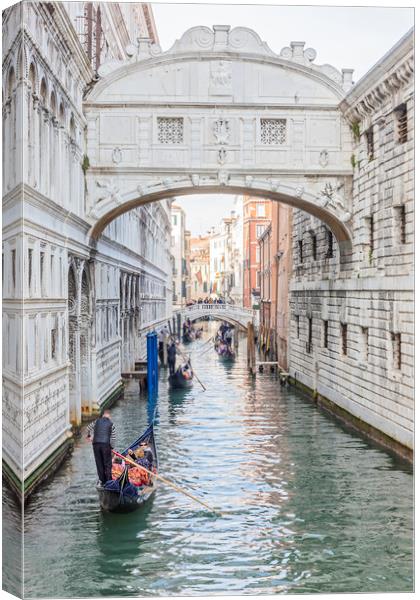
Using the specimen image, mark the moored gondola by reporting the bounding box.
[97,424,158,513]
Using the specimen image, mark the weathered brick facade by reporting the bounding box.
[288,30,414,457]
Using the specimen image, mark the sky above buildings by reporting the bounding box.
[152,1,414,81]
[151,1,414,235]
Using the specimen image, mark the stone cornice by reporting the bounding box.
[340,28,413,121]
[88,50,347,103]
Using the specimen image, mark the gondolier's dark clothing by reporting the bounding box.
[168,343,177,375]
[87,416,116,484]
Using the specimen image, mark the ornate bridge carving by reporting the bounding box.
[84,25,355,259]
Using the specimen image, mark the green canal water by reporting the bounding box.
[10,324,414,596]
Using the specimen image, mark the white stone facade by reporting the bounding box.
[2,7,414,496]
[170,203,188,306]
[288,29,414,454]
[2,2,171,489]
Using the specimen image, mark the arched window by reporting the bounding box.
[58,101,65,126]
[7,66,16,97]
[29,63,36,91]
[40,77,47,105]
[69,114,76,139]
[50,91,57,118]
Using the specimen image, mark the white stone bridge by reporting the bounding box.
[175,303,258,331]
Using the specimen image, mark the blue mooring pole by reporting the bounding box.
[146,331,158,397]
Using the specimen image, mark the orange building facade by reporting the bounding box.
[189,236,210,300]
[242,196,272,308]
[258,203,293,369]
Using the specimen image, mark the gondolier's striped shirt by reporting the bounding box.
[86,419,117,448]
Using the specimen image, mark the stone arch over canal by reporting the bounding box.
[83,25,355,266]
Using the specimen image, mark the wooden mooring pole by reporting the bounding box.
[247,321,256,375]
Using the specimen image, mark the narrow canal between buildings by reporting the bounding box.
[17,323,413,596]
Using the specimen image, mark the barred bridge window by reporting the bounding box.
[157,117,184,144]
[260,118,286,145]
[395,103,408,144]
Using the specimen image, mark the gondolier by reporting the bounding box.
[168,340,177,375]
[87,409,116,486]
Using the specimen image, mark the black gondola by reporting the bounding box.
[215,338,236,360]
[168,364,194,389]
[97,424,158,513]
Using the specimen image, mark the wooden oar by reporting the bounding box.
[112,450,222,517]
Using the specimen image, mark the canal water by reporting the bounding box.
[16,324,413,596]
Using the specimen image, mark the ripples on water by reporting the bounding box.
[5,324,413,596]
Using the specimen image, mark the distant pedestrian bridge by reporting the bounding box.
[175,303,258,331]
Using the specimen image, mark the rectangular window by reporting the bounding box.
[306,317,313,353]
[50,254,54,295]
[298,240,303,264]
[172,215,177,226]
[395,103,408,144]
[391,332,402,370]
[256,224,265,238]
[312,234,317,260]
[257,204,265,217]
[366,127,374,161]
[296,315,300,339]
[157,117,183,144]
[394,205,406,245]
[361,326,369,362]
[51,328,57,359]
[28,248,33,291]
[256,246,260,263]
[40,251,45,295]
[341,323,348,356]
[326,231,334,258]
[323,320,329,349]
[11,249,16,290]
[260,118,286,145]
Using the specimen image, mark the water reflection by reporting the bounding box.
[9,322,413,597]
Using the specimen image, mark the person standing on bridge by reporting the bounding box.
[86,409,116,486]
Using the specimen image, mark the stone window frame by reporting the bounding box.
[365,126,374,161]
[392,204,407,246]
[360,326,369,365]
[394,103,408,144]
[156,116,184,145]
[390,330,402,374]
[258,117,287,146]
